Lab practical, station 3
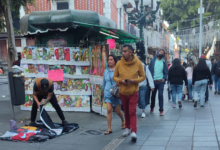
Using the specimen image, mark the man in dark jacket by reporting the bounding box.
[210,58,216,90]
[148,49,168,116]
[212,56,220,94]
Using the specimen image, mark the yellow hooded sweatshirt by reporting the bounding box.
[113,55,145,96]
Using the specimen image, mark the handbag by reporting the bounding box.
[183,86,188,95]
[108,69,120,98]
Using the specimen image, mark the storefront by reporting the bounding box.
[20,10,141,115]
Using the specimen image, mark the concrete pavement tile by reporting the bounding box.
[143,140,168,146]
[193,132,216,137]
[140,146,165,150]
[171,132,193,136]
[193,137,217,142]
[115,145,141,150]
[150,132,172,137]
[192,146,219,150]
[43,143,73,149]
[193,142,218,146]
[169,136,192,142]
[147,136,170,141]
[165,146,192,150]
[168,141,192,147]
[120,140,145,146]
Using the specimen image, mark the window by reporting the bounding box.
[57,2,69,10]
[15,39,21,47]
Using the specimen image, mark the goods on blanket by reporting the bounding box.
[0,106,79,142]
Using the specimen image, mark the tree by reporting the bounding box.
[160,0,220,31]
[0,0,34,70]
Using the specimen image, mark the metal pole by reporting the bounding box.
[140,0,144,39]
[199,0,203,57]
[7,72,15,120]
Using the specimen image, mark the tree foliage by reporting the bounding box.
[160,0,220,30]
[0,0,35,31]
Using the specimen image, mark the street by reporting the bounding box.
[0,86,220,150]
[0,76,10,101]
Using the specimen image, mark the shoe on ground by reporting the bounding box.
[218,92,220,95]
[214,91,217,94]
[205,101,209,103]
[123,128,131,137]
[178,101,182,108]
[62,120,69,126]
[141,113,146,118]
[201,105,204,107]
[131,132,137,142]
[160,111,164,116]
[150,108,154,113]
[194,101,197,107]
[188,99,192,102]
[172,104,176,108]
[29,122,37,127]
[192,99,194,102]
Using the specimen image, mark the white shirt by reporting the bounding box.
[139,63,155,89]
[185,67,193,80]
[206,60,212,71]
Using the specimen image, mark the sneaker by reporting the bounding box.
[160,111,164,116]
[214,91,217,94]
[29,122,37,127]
[123,128,131,137]
[131,132,137,142]
[150,108,154,113]
[62,120,69,126]
[141,113,146,118]
[178,101,182,108]
[194,101,197,107]
[188,99,192,102]
[201,105,204,107]
[205,101,209,103]
[172,104,176,108]
[218,92,220,95]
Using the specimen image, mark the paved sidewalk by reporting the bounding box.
[0,88,220,150]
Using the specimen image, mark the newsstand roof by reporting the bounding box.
[20,9,142,41]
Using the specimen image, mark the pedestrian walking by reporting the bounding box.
[102,54,125,135]
[148,49,168,116]
[168,58,188,108]
[193,58,212,107]
[212,56,220,94]
[113,44,145,142]
[185,62,195,101]
[210,58,216,91]
[137,56,154,118]
[30,78,68,126]
[201,55,212,102]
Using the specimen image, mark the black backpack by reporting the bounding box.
[215,62,220,76]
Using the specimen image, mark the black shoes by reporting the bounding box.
[194,101,198,108]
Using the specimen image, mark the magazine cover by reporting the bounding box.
[69,65,76,75]
[23,95,33,107]
[31,47,38,60]
[54,81,61,92]
[57,95,65,107]
[44,65,49,74]
[42,47,49,60]
[81,66,90,74]
[26,47,33,59]
[67,79,73,91]
[37,47,43,60]
[21,47,27,59]
[38,64,44,73]
[82,79,91,92]
[49,48,57,60]
[100,44,109,76]
[61,79,68,91]
[28,78,35,91]
[58,47,64,60]
[64,47,71,61]
[20,64,29,73]
[28,64,35,73]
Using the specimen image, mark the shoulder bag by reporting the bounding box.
[108,69,120,98]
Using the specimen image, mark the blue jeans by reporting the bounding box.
[170,84,183,104]
[215,75,220,92]
[205,82,209,102]
[210,75,215,90]
[151,81,164,111]
[138,86,147,110]
[187,79,194,100]
[194,79,208,106]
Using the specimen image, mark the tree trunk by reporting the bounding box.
[4,0,16,71]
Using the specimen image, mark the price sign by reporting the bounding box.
[48,70,64,81]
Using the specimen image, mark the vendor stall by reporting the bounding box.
[20,9,142,115]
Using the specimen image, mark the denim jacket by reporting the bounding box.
[102,68,116,99]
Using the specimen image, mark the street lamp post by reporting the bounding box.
[121,0,161,62]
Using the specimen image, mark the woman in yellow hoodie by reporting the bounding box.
[113,44,145,142]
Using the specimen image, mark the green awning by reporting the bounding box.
[20,9,142,41]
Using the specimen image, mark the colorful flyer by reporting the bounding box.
[23,95,33,107]
[31,47,38,60]
[64,47,71,61]
[58,47,64,60]
[38,64,44,73]
[81,66,90,74]
[26,47,33,59]
[82,79,91,92]
[21,47,28,59]
[49,48,57,61]
[42,47,49,60]
[37,47,43,60]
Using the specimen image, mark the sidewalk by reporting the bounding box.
[0,88,220,150]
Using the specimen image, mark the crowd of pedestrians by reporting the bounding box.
[102,44,219,142]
